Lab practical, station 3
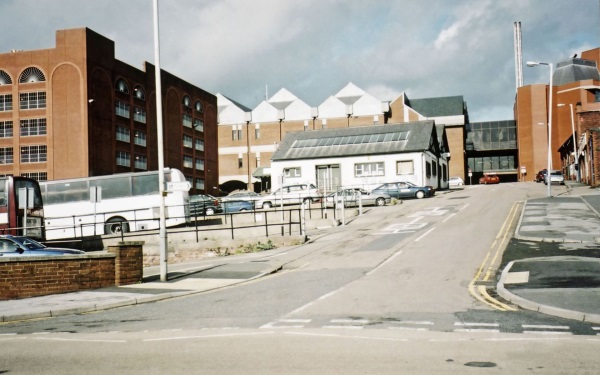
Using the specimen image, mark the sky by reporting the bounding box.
[1,0,599,122]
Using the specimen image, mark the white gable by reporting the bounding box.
[318,96,348,118]
[216,93,249,125]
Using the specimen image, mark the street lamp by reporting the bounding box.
[527,61,553,197]
[557,103,579,182]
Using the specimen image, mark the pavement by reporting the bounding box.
[1,181,600,324]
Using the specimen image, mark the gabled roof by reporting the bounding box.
[406,96,465,118]
[272,121,438,161]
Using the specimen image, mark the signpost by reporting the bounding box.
[90,186,102,235]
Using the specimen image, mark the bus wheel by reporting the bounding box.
[105,217,130,235]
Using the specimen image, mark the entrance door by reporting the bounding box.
[316,165,341,193]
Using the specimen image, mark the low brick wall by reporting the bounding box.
[108,241,144,286]
[0,254,116,300]
[0,242,145,300]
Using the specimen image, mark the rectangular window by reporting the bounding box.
[195,158,204,171]
[396,160,414,175]
[19,92,46,110]
[133,107,147,123]
[195,139,204,152]
[238,155,243,169]
[134,131,146,147]
[0,147,13,164]
[354,162,384,177]
[116,126,130,142]
[0,94,12,112]
[284,167,301,178]
[425,161,432,178]
[183,134,193,148]
[232,125,238,140]
[20,118,47,136]
[0,121,13,138]
[21,172,47,181]
[255,124,260,139]
[116,150,130,167]
[183,113,192,128]
[193,118,204,132]
[195,178,205,190]
[134,155,147,170]
[20,145,47,163]
[432,161,437,176]
[183,155,193,168]
[115,101,130,118]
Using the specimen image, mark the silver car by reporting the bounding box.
[0,235,85,256]
[324,188,390,207]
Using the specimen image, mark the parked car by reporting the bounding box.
[222,200,254,213]
[535,169,547,183]
[545,170,565,185]
[0,235,85,256]
[371,182,435,199]
[256,183,322,209]
[448,176,465,189]
[220,190,262,203]
[189,194,222,216]
[324,188,391,207]
[479,173,500,184]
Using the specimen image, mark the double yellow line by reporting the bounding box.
[468,202,522,311]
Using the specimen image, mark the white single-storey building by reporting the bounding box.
[269,121,450,192]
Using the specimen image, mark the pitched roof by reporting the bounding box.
[406,96,465,117]
[272,121,437,161]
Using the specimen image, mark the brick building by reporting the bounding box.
[516,49,600,187]
[0,28,218,195]
[218,83,468,192]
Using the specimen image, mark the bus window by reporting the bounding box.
[93,176,131,199]
[45,181,89,204]
[0,178,6,206]
[132,174,159,196]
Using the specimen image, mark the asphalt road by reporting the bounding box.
[2,182,600,373]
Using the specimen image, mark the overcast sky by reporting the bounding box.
[1,0,598,121]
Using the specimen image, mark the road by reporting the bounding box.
[2,182,599,374]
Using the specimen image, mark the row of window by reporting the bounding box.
[115,78,206,115]
[0,92,47,112]
[116,126,147,146]
[0,119,47,137]
[0,145,47,164]
[467,156,516,172]
[0,67,46,85]
[279,161,418,179]
[115,150,205,172]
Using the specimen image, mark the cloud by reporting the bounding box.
[1,0,598,121]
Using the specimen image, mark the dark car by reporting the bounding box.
[0,235,85,256]
[189,194,222,216]
[222,200,254,213]
[479,173,500,184]
[535,169,547,183]
[371,182,435,199]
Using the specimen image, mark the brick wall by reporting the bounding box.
[0,254,116,300]
[108,242,143,286]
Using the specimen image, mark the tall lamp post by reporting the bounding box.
[557,103,580,182]
[527,61,553,197]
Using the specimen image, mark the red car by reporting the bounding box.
[479,174,500,184]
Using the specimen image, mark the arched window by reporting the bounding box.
[183,95,191,108]
[19,67,45,83]
[195,100,203,113]
[134,85,145,100]
[115,78,129,94]
[0,70,12,85]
